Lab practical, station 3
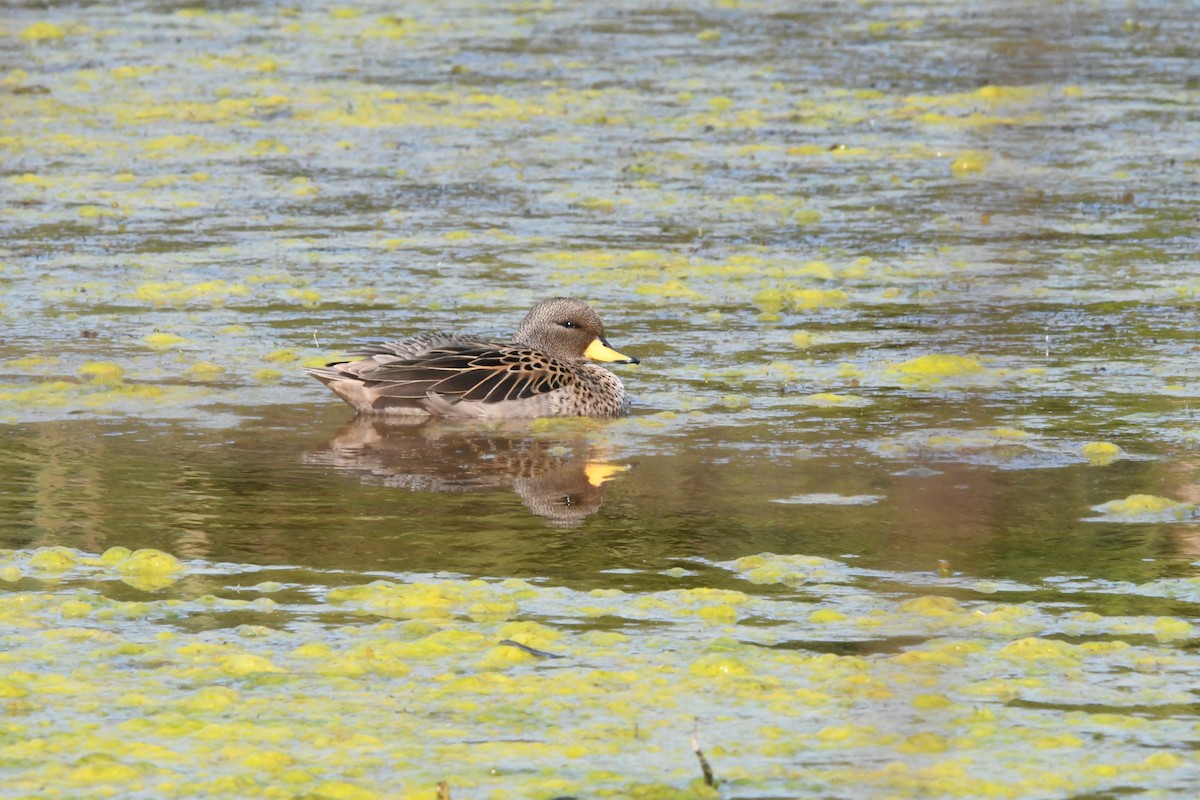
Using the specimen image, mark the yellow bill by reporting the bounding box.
[584,462,631,487]
[583,337,639,364]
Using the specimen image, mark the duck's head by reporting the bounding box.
[515,297,639,365]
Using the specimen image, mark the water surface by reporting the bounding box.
[2,1,1200,798]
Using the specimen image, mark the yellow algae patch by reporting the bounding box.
[134,279,250,306]
[999,637,1082,663]
[361,16,417,40]
[303,354,342,369]
[1094,494,1195,521]
[67,759,140,784]
[292,642,333,659]
[1140,752,1185,770]
[60,599,92,619]
[21,22,67,41]
[78,204,122,220]
[374,237,411,251]
[576,197,618,212]
[6,355,60,370]
[896,732,950,753]
[10,173,56,188]
[182,686,240,713]
[634,280,705,300]
[184,362,226,381]
[950,150,992,176]
[889,353,984,379]
[143,134,208,153]
[884,354,1005,390]
[729,552,850,586]
[1153,617,1194,642]
[792,331,817,348]
[112,65,159,80]
[796,260,834,280]
[314,654,371,678]
[112,548,183,576]
[690,654,752,677]
[29,546,80,572]
[144,332,187,349]
[263,349,297,364]
[291,176,319,196]
[289,288,322,307]
[252,368,282,383]
[973,84,1033,101]
[77,361,124,386]
[477,643,538,669]
[752,288,786,314]
[1081,441,1123,465]
[221,654,285,676]
[386,628,489,660]
[898,596,963,617]
[328,580,483,619]
[696,605,738,624]
[800,393,869,408]
[0,380,76,409]
[890,640,984,666]
[911,693,955,710]
[814,724,879,747]
[496,620,561,650]
[98,546,133,564]
[790,288,849,310]
[311,781,379,800]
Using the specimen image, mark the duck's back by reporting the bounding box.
[351,332,497,363]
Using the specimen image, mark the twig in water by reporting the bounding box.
[691,717,716,788]
[497,638,564,659]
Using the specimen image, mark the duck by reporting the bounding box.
[306,297,639,419]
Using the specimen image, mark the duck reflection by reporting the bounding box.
[305,418,630,527]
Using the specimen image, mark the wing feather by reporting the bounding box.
[338,344,572,405]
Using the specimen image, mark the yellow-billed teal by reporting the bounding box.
[306,297,639,418]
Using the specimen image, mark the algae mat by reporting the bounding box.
[4,546,1200,799]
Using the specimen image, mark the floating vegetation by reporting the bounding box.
[1,546,1199,798]
[1090,494,1198,523]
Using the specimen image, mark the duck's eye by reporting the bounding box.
[559,320,577,329]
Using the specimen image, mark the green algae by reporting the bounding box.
[2,546,1200,798]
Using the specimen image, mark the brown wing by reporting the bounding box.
[342,344,573,403]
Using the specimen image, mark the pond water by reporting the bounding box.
[2,1,1200,798]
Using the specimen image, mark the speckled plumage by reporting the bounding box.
[306,297,639,419]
